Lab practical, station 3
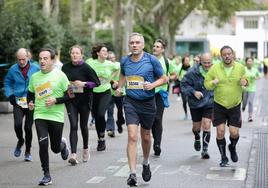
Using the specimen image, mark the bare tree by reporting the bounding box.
[70,0,82,27]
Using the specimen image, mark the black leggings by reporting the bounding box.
[13,105,33,152]
[152,93,165,147]
[35,119,64,175]
[66,102,90,153]
[181,92,188,115]
[92,90,111,139]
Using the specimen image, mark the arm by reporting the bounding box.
[143,75,168,91]
[27,91,35,110]
[115,73,126,96]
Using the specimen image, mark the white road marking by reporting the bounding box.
[104,165,120,173]
[86,176,106,184]
[114,164,161,177]
[161,165,199,176]
[117,157,128,163]
[206,166,246,181]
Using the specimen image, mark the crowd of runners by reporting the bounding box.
[3,32,264,186]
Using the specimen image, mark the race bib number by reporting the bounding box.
[36,82,53,99]
[16,97,28,108]
[126,76,144,89]
[69,83,84,93]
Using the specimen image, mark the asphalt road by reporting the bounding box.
[0,78,267,188]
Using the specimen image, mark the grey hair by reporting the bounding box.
[129,32,144,43]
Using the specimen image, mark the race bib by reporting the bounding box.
[69,83,84,93]
[16,97,28,108]
[36,82,53,99]
[126,76,144,89]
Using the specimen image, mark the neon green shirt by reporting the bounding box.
[204,61,246,109]
[244,67,261,92]
[86,59,119,93]
[28,69,69,123]
[155,56,176,93]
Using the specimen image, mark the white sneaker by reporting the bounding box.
[83,148,90,162]
[68,153,78,165]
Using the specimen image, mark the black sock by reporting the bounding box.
[229,136,239,148]
[192,129,200,140]
[216,138,227,158]
[202,131,211,150]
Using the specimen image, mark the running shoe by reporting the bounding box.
[228,144,238,162]
[24,152,32,162]
[61,138,69,160]
[248,117,253,122]
[68,153,78,165]
[142,164,151,182]
[154,145,161,157]
[219,156,229,167]
[38,175,52,186]
[116,119,125,134]
[14,139,24,157]
[107,130,115,137]
[97,140,106,151]
[194,139,201,151]
[127,173,137,187]
[201,150,210,159]
[83,148,90,162]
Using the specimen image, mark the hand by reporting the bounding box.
[115,87,123,96]
[28,101,35,111]
[212,78,219,85]
[112,81,119,90]
[240,78,248,86]
[194,91,203,100]
[143,81,154,90]
[72,80,85,87]
[8,95,16,105]
[45,97,56,107]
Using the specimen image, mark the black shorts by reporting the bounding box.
[123,96,156,130]
[212,102,242,128]
[190,107,212,122]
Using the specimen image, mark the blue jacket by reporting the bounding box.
[4,62,40,98]
[180,65,213,109]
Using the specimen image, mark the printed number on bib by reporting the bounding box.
[126,76,144,89]
[16,97,28,108]
[36,82,53,99]
[69,82,84,93]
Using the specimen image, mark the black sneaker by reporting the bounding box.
[107,130,115,138]
[142,164,151,182]
[39,175,52,186]
[219,156,229,167]
[61,138,69,160]
[201,150,210,159]
[97,140,106,151]
[194,140,201,151]
[154,145,161,157]
[116,119,125,134]
[127,173,137,187]
[228,144,238,162]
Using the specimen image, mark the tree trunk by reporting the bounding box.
[91,0,96,43]
[112,0,122,58]
[51,0,59,22]
[42,0,50,18]
[123,0,135,55]
[70,0,82,27]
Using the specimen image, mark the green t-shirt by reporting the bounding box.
[155,56,176,93]
[204,61,246,109]
[244,67,261,92]
[28,69,69,123]
[86,59,119,93]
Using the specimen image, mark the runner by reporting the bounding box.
[62,45,100,165]
[4,48,39,161]
[106,51,125,137]
[116,32,167,186]
[86,44,119,151]
[181,53,213,159]
[151,39,176,157]
[204,45,248,167]
[242,57,261,122]
[27,48,71,185]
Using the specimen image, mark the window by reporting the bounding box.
[244,17,258,29]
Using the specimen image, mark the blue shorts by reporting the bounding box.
[123,96,156,130]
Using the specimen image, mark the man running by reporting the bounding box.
[116,32,167,186]
[4,48,39,161]
[204,46,248,167]
[181,53,213,159]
